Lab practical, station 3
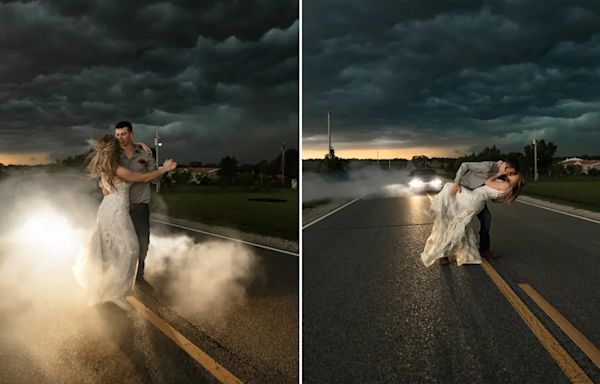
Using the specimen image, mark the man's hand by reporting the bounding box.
[451,182,461,194]
[162,159,177,172]
[102,187,110,196]
[497,160,507,174]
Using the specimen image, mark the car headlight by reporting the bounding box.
[430,178,442,187]
[409,178,424,188]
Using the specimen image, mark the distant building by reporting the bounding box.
[171,166,220,184]
[559,157,600,174]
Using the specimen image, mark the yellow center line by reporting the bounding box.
[126,296,244,384]
[480,260,592,383]
[519,284,600,370]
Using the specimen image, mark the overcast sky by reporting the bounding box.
[303,0,600,159]
[0,0,298,165]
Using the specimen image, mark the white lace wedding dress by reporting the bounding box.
[73,177,139,308]
[421,182,500,267]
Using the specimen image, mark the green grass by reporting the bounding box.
[149,186,299,240]
[521,176,600,212]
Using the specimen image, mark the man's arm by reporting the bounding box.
[452,161,496,194]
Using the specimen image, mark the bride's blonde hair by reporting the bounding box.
[86,134,120,189]
[499,173,525,204]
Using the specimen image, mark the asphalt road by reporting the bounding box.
[303,193,600,383]
[0,222,298,384]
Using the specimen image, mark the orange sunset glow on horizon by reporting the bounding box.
[0,153,55,166]
[302,146,469,160]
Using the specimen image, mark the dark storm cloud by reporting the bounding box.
[303,0,600,156]
[0,0,298,163]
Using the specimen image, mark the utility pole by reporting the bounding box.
[533,137,538,182]
[280,142,286,185]
[327,110,334,159]
[154,127,162,192]
[327,110,331,156]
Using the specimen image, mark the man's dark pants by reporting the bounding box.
[130,203,150,279]
[477,203,491,252]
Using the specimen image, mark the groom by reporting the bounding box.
[114,121,157,290]
[450,159,519,259]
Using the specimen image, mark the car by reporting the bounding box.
[408,168,443,192]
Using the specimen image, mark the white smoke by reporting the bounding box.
[303,166,413,202]
[145,234,260,320]
[0,171,261,379]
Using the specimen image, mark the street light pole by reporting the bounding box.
[533,137,538,182]
[154,127,162,192]
[280,142,285,185]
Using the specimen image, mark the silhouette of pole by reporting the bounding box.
[533,137,538,182]
[280,142,286,185]
[154,127,161,192]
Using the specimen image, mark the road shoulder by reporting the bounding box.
[302,198,356,226]
[517,195,600,222]
[150,213,299,254]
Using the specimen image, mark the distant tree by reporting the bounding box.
[62,150,92,168]
[218,156,238,184]
[319,155,347,179]
[238,163,254,174]
[524,140,557,176]
[411,155,430,169]
[266,148,299,180]
[253,160,270,175]
[476,145,503,161]
[218,156,238,176]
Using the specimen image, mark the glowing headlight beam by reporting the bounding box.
[409,179,424,188]
[19,214,74,249]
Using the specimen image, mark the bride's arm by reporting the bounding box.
[116,159,176,183]
[484,172,510,193]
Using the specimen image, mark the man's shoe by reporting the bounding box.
[481,250,499,259]
[135,277,155,293]
[438,257,450,265]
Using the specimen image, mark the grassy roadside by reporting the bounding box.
[521,176,600,213]
[149,186,299,240]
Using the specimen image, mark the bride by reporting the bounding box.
[421,169,523,267]
[73,135,176,311]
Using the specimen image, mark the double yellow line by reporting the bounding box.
[423,193,597,382]
[481,260,598,383]
[127,296,244,384]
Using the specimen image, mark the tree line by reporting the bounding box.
[307,140,600,178]
[59,148,300,186]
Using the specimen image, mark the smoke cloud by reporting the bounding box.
[303,166,414,202]
[145,234,260,320]
[0,171,260,380]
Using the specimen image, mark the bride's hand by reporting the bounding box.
[162,159,177,171]
[451,182,461,194]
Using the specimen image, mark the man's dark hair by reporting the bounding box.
[504,158,520,173]
[115,121,133,132]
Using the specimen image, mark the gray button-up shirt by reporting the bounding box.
[119,145,157,204]
[453,161,499,190]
